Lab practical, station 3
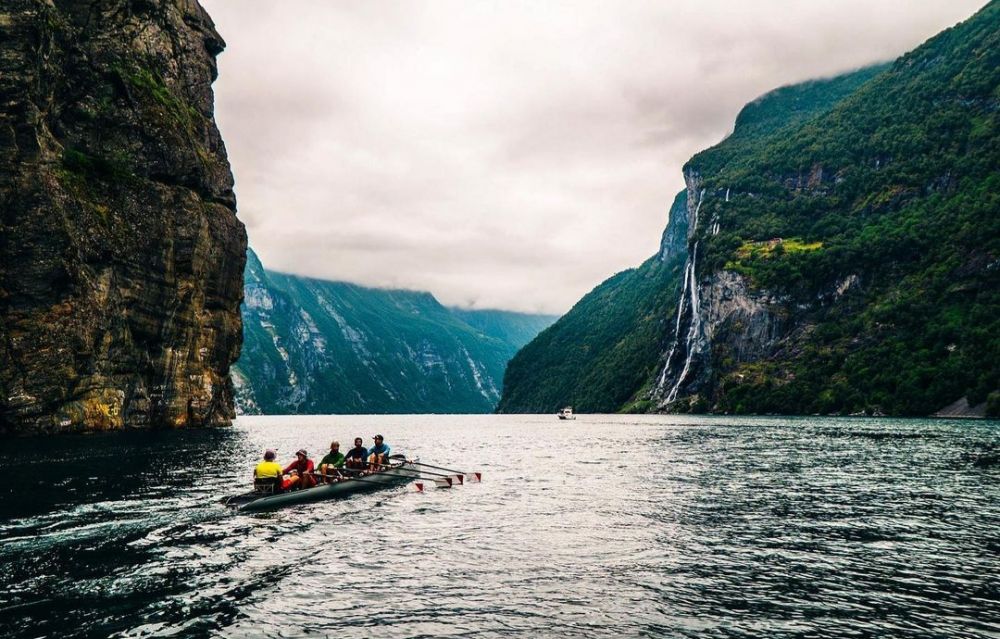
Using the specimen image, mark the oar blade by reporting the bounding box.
[434,478,452,488]
[452,474,463,485]
[415,482,424,492]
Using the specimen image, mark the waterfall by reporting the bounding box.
[654,188,706,399]
[654,259,691,390]
[665,242,701,404]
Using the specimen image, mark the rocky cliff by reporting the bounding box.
[652,3,999,415]
[0,0,246,435]
[499,66,883,415]
[501,0,999,417]
[236,249,555,415]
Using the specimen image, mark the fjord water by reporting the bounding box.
[1,416,997,638]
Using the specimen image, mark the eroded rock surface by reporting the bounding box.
[0,0,246,434]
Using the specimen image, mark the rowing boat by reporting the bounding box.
[226,459,417,513]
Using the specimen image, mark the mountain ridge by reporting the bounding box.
[500,0,999,417]
[236,249,556,414]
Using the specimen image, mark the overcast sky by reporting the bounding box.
[201,0,985,314]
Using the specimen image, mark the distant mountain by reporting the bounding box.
[501,0,1000,417]
[449,308,558,351]
[233,249,556,414]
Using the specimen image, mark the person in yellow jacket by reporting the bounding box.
[253,449,283,492]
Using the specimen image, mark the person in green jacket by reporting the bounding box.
[317,441,345,483]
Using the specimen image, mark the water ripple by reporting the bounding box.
[0,415,997,638]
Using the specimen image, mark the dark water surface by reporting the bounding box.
[1,415,998,638]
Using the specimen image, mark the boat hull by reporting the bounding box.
[229,463,417,513]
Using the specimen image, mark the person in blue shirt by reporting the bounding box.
[367,434,391,470]
[344,437,368,471]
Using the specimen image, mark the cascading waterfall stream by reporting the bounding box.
[665,242,701,404]
[654,188,706,402]
[654,260,691,390]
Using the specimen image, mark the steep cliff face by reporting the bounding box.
[0,0,246,434]
[657,190,688,263]
[499,65,886,415]
[502,2,999,417]
[235,249,555,414]
[653,3,999,415]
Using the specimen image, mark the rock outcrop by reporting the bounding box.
[0,0,246,435]
[657,190,688,263]
[933,397,987,419]
[652,172,789,408]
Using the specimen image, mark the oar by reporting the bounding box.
[307,471,450,491]
[371,462,464,485]
[401,464,474,485]
[407,461,482,482]
[412,479,452,492]
[371,462,450,477]
[312,468,449,481]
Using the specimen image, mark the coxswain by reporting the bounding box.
[282,449,316,490]
[317,441,345,482]
[367,434,391,470]
[344,437,368,471]
[253,449,284,493]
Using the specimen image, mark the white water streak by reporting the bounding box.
[655,189,706,397]
[655,259,691,390]
[665,242,701,404]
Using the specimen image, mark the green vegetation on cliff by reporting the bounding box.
[499,2,999,417]
[498,256,682,414]
[498,64,892,415]
[689,1,1000,415]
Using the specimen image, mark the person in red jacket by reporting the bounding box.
[282,449,316,490]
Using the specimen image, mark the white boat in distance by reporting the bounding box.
[557,406,576,420]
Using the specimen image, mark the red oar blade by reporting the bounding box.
[452,474,464,485]
[414,482,424,492]
[434,478,453,488]
[471,472,482,482]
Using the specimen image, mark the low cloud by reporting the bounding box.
[202,0,986,314]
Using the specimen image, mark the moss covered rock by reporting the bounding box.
[0,0,246,435]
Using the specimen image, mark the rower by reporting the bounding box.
[317,441,345,482]
[367,434,391,470]
[282,449,316,490]
[344,437,368,472]
[253,449,283,494]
